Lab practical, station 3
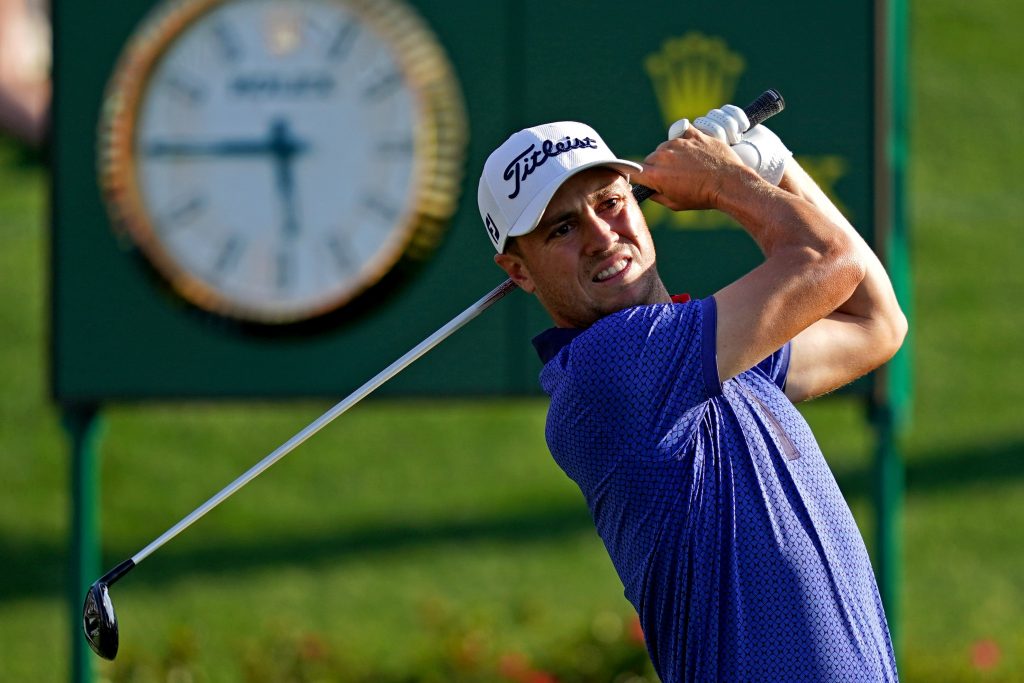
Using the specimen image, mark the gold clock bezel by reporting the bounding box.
[98,0,467,324]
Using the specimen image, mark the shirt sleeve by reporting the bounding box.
[700,295,722,397]
[754,342,792,391]
[704,295,792,392]
[564,298,717,415]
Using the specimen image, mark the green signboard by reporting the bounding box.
[52,0,881,402]
[55,2,910,680]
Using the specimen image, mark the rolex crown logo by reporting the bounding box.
[645,33,745,127]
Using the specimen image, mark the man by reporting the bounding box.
[0,0,50,146]
[477,107,906,681]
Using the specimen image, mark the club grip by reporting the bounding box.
[743,88,785,128]
[631,89,785,204]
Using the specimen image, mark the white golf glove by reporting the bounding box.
[668,104,792,186]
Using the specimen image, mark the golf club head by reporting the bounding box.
[83,581,119,660]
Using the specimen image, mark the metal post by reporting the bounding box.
[873,0,911,659]
[63,404,102,683]
[886,0,914,431]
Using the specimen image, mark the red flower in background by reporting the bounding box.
[628,614,646,645]
[971,639,1001,671]
[499,651,559,683]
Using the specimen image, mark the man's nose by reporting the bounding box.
[580,213,618,254]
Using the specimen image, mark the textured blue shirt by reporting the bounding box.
[533,297,897,682]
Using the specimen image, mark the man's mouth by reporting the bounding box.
[593,258,631,283]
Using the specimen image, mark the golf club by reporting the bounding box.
[84,89,784,660]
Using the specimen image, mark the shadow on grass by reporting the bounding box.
[0,501,593,602]
[5,438,1022,603]
[833,438,1024,502]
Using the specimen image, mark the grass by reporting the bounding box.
[2,0,1023,679]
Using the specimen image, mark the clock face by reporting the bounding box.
[100,0,466,324]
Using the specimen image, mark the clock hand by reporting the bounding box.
[143,139,276,158]
[144,121,310,240]
[142,131,311,159]
[268,118,306,239]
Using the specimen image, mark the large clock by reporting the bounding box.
[99,0,467,324]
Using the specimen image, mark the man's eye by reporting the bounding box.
[550,223,572,238]
[600,197,622,211]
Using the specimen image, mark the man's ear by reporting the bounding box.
[494,252,536,293]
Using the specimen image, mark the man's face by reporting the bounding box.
[495,168,670,328]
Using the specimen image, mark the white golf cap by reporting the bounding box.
[478,121,642,253]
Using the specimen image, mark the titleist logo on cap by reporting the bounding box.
[503,136,599,199]
[478,121,641,253]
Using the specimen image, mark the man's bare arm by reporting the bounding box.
[777,161,907,402]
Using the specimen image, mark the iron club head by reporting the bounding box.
[83,580,119,660]
[82,558,135,660]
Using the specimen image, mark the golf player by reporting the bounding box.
[478,107,906,681]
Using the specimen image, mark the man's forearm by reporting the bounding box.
[779,160,907,347]
[712,162,856,263]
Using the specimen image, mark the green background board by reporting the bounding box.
[51,0,876,401]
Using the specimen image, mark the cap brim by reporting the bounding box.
[505,159,644,241]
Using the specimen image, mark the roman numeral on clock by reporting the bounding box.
[212,21,243,62]
[362,196,399,223]
[326,20,359,61]
[376,138,414,158]
[163,72,206,105]
[213,235,245,275]
[276,250,293,291]
[325,234,354,273]
[362,69,402,102]
[160,194,206,231]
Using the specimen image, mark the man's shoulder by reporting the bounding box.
[536,299,710,384]
[587,297,706,347]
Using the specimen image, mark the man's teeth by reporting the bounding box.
[595,259,629,282]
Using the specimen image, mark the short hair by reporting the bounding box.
[503,236,522,256]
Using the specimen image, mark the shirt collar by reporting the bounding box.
[531,327,585,365]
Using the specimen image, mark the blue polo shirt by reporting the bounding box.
[533,296,897,682]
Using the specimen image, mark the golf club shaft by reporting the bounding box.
[109,88,786,575]
[128,278,519,567]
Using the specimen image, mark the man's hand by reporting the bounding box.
[691,106,792,185]
[633,126,755,212]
